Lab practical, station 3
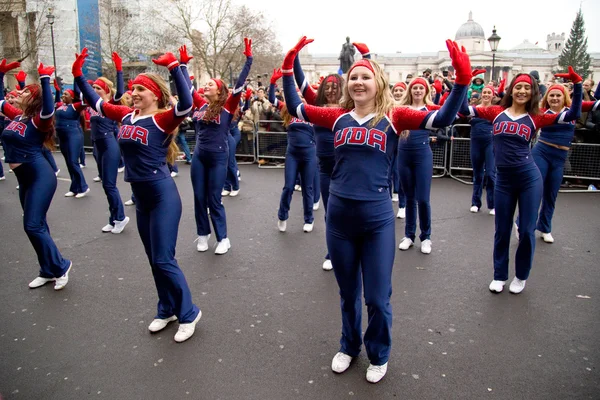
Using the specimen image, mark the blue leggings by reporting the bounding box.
[14,158,71,278]
[58,127,89,194]
[279,146,316,224]
[79,129,86,166]
[224,129,241,191]
[532,143,567,234]
[191,148,228,241]
[318,156,335,260]
[327,194,395,365]
[471,137,496,209]
[392,149,406,207]
[132,178,199,323]
[42,147,58,173]
[494,162,542,281]
[398,146,433,241]
[95,136,125,225]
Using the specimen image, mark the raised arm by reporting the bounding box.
[15,70,27,90]
[268,68,284,110]
[551,67,583,123]
[33,63,56,131]
[352,42,371,60]
[224,38,253,113]
[293,55,316,105]
[177,44,205,109]
[112,52,124,102]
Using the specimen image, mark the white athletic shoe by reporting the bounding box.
[195,235,210,252]
[0,176,5,181]
[118,167,125,173]
[331,352,353,373]
[489,280,506,293]
[93,176,101,182]
[75,188,90,198]
[542,232,554,243]
[277,220,287,232]
[420,239,432,254]
[215,238,231,255]
[124,199,135,206]
[64,191,76,197]
[294,185,302,192]
[174,310,202,343]
[54,262,72,291]
[79,164,86,169]
[509,277,526,294]
[111,216,130,234]
[303,223,314,233]
[396,208,405,219]
[322,259,333,271]
[470,205,479,213]
[391,193,399,202]
[170,171,178,177]
[229,189,240,197]
[489,209,495,215]
[366,362,388,383]
[54,168,60,177]
[28,276,55,289]
[313,201,320,211]
[398,237,413,250]
[102,223,115,233]
[221,189,230,196]
[148,315,177,333]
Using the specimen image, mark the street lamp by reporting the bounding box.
[46,7,58,79]
[487,26,501,82]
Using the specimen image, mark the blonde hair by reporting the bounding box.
[397,78,434,107]
[340,59,394,127]
[540,84,572,109]
[97,77,116,99]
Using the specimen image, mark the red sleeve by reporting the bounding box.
[99,102,134,122]
[582,100,600,112]
[224,92,241,115]
[0,100,23,120]
[303,86,317,106]
[72,102,86,113]
[390,107,431,132]
[301,105,346,131]
[154,108,186,134]
[471,105,504,122]
[440,92,450,106]
[274,98,284,111]
[532,113,560,129]
[193,91,207,109]
[32,115,53,132]
[426,105,441,111]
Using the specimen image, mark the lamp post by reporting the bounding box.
[487,26,501,82]
[46,8,58,79]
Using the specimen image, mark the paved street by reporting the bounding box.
[0,157,598,400]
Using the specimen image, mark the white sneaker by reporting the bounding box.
[64,191,76,197]
[215,238,231,255]
[322,259,333,271]
[509,277,526,294]
[75,188,90,198]
[170,171,178,177]
[79,164,86,168]
[0,176,5,181]
[313,201,320,211]
[102,223,114,232]
[470,205,479,213]
[111,216,130,234]
[221,189,230,196]
[195,234,210,252]
[303,223,314,233]
[331,352,353,373]
[398,237,413,250]
[229,189,240,197]
[9,169,13,173]
[55,168,60,177]
[148,315,177,333]
[542,232,554,243]
[118,167,125,173]
[28,276,55,289]
[396,208,405,219]
[514,222,520,241]
[489,209,495,215]
[391,193,399,202]
[294,185,302,192]
[54,262,72,290]
[366,362,388,383]
[421,239,432,254]
[174,310,202,343]
[124,199,135,206]
[16,185,19,189]
[93,176,101,182]
[277,220,287,232]
[489,280,506,293]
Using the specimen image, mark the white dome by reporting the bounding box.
[511,39,544,53]
[455,12,485,40]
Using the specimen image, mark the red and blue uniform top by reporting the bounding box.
[469,118,493,142]
[398,105,443,150]
[269,83,315,148]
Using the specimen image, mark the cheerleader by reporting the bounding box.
[282,37,471,383]
[222,90,250,196]
[0,59,72,290]
[391,82,407,218]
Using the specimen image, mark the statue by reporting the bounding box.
[338,37,356,74]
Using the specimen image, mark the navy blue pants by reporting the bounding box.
[471,137,496,209]
[295,164,321,204]
[532,143,567,234]
[318,155,335,260]
[392,149,406,207]
[132,178,199,323]
[494,162,542,281]
[279,146,316,224]
[327,194,395,365]
[191,148,228,241]
[92,139,101,177]
[57,127,89,194]
[176,130,192,162]
[42,147,58,173]
[95,136,125,225]
[14,157,71,278]
[224,130,240,191]
[398,146,433,241]
[79,129,86,166]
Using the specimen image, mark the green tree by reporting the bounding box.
[558,8,591,78]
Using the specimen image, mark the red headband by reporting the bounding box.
[211,78,223,91]
[483,84,495,93]
[132,75,163,100]
[547,84,566,95]
[325,76,337,84]
[393,82,407,90]
[8,90,18,98]
[64,89,75,98]
[513,75,532,86]
[409,77,430,91]
[347,59,375,77]
[24,84,40,99]
[93,79,110,95]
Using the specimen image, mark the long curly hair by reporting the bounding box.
[202,79,229,122]
[21,84,55,150]
[500,73,541,115]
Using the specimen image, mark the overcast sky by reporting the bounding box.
[234,0,599,55]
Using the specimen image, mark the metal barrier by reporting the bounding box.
[431,138,448,178]
[256,120,287,168]
[560,141,600,192]
[448,124,474,184]
[236,128,256,164]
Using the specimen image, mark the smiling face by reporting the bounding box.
[481,87,494,104]
[93,84,110,101]
[14,88,34,108]
[546,88,565,110]
[392,86,405,101]
[132,84,158,111]
[410,84,426,104]
[61,92,73,104]
[511,82,532,107]
[347,66,376,106]
[7,93,18,106]
[203,80,221,102]
[324,81,339,104]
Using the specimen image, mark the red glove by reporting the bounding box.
[0,59,20,74]
[244,88,252,101]
[243,37,252,57]
[189,75,195,81]
[152,52,179,70]
[270,68,283,85]
[15,70,27,83]
[554,66,582,84]
[53,79,60,91]
[38,62,55,77]
[471,69,486,77]
[179,45,193,64]
[282,36,314,75]
[432,79,443,94]
[318,76,325,85]
[112,52,122,71]
[497,78,506,94]
[72,48,89,78]
[446,40,471,85]
[352,42,370,57]
[127,79,133,90]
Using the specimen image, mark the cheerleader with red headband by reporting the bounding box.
[460,67,583,295]
[0,59,73,290]
[282,37,472,383]
[178,39,253,255]
[72,47,202,343]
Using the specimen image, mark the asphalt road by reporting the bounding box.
[0,157,598,400]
